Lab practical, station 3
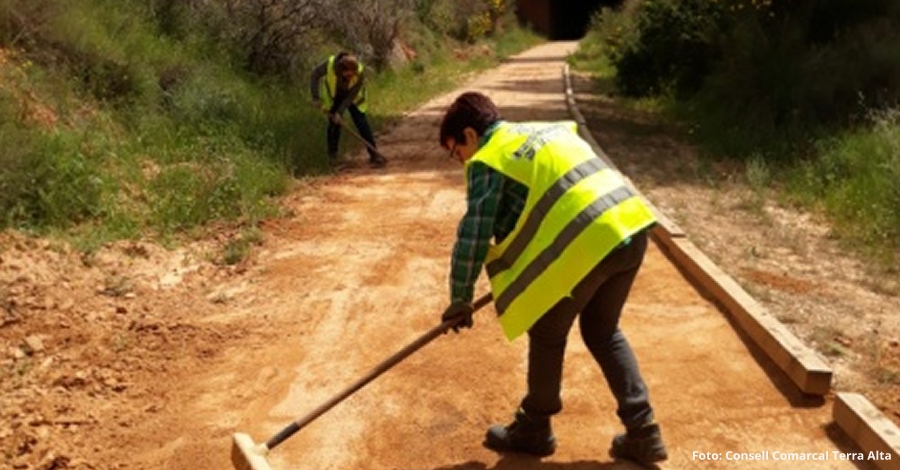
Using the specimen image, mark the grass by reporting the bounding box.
[220,227,264,266]
[809,325,850,358]
[99,274,135,298]
[822,342,849,358]
[786,111,900,269]
[0,5,544,264]
[876,367,900,386]
[111,331,135,353]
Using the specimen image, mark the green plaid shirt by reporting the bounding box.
[450,160,528,303]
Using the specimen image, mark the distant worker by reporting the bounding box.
[437,91,668,466]
[309,52,387,168]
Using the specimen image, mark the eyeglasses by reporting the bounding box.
[447,142,458,161]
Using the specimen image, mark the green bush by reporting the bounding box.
[680,0,900,159]
[0,129,106,229]
[613,0,725,98]
[416,0,502,42]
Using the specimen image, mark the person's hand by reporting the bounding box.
[441,301,474,333]
[329,113,342,125]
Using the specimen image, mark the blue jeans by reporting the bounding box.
[327,103,378,161]
[520,230,655,431]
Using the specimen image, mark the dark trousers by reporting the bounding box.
[327,103,378,160]
[520,230,655,431]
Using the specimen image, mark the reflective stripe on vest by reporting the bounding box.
[468,121,657,340]
[323,56,367,112]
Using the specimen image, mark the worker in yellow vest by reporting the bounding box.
[309,52,386,168]
[437,92,667,466]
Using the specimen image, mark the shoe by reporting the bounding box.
[610,423,668,466]
[483,408,557,457]
[369,154,387,168]
[327,154,346,170]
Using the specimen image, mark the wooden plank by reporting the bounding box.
[834,393,900,470]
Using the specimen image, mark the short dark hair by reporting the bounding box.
[336,52,359,74]
[438,91,501,149]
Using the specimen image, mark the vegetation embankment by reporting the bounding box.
[0,0,542,257]
[571,0,900,273]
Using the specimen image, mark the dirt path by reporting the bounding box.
[0,42,882,470]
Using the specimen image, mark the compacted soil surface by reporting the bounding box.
[2,41,896,470]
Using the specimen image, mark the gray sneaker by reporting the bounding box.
[610,423,668,466]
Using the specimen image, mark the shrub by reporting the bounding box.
[0,128,106,229]
[224,0,327,77]
[613,0,726,98]
[799,110,900,253]
[414,0,503,43]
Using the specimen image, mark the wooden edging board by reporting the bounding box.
[561,63,900,465]
[834,393,900,470]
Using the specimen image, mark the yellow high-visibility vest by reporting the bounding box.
[467,121,656,340]
[322,55,367,112]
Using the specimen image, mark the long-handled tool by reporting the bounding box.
[338,119,388,165]
[231,293,492,470]
[324,112,389,166]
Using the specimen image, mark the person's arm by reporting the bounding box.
[334,72,365,115]
[450,162,504,304]
[309,61,327,101]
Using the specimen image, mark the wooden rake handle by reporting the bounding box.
[324,112,388,161]
[264,293,493,450]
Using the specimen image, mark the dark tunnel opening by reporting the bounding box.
[515,0,623,40]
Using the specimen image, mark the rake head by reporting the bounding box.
[231,433,274,470]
